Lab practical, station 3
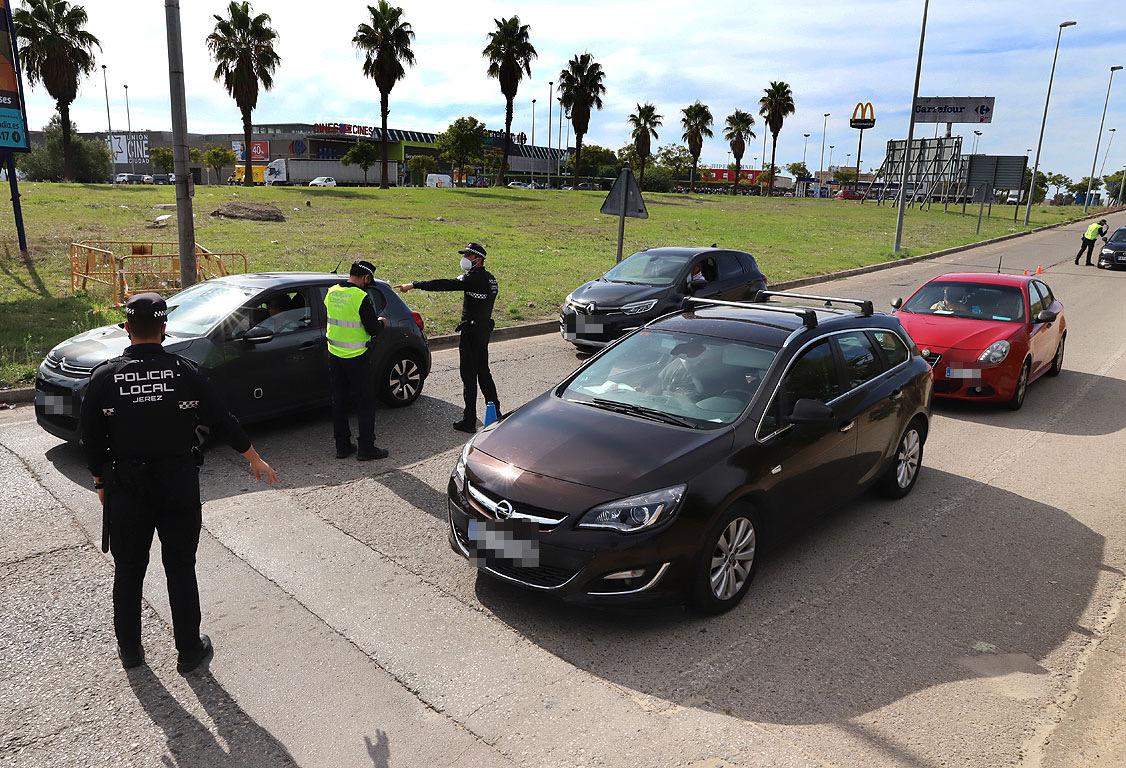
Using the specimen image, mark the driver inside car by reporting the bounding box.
[930,286,969,313]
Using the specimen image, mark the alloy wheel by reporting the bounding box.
[709,516,756,601]
[1016,365,1028,404]
[896,428,921,489]
[389,358,421,401]
[1054,338,1065,369]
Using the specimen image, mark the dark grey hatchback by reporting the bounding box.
[450,292,932,613]
[35,273,431,441]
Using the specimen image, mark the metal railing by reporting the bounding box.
[70,241,247,305]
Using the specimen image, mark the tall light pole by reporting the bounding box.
[819,113,829,190]
[1025,20,1076,225]
[1118,162,1126,206]
[972,130,982,155]
[1084,65,1122,212]
[1098,127,1116,177]
[123,83,135,174]
[165,0,196,288]
[557,88,564,180]
[894,0,930,253]
[546,81,553,187]
[530,97,536,184]
[101,65,115,176]
[802,132,810,166]
[1024,148,1034,206]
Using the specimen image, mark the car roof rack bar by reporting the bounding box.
[753,290,874,317]
[684,296,818,328]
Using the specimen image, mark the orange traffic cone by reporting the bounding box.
[1035,265,1044,274]
[1023,269,1029,275]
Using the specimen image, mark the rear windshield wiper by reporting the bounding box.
[589,398,698,428]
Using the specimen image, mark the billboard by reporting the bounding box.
[914,97,995,124]
[0,0,30,152]
[107,132,149,164]
[232,140,270,162]
[850,101,875,130]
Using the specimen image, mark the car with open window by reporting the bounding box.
[35,273,431,442]
[450,291,932,613]
[892,272,1065,410]
[1097,227,1126,269]
[560,247,767,351]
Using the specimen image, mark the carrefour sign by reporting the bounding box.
[914,97,995,124]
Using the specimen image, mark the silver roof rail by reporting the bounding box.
[684,296,817,328]
[753,290,874,317]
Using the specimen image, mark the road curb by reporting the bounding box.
[427,320,559,351]
[0,387,34,404]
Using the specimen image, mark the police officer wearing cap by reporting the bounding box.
[397,243,499,433]
[80,293,278,673]
[325,260,388,460]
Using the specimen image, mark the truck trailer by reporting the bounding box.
[265,158,396,186]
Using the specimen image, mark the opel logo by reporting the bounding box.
[495,499,514,520]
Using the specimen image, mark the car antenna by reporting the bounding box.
[331,255,345,274]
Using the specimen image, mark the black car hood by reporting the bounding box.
[569,279,671,308]
[49,324,198,371]
[474,392,733,496]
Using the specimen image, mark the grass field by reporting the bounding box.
[0,182,1104,387]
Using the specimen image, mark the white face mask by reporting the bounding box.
[460,257,474,271]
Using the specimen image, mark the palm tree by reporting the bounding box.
[483,16,536,186]
[758,80,795,196]
[628,103,662,188]
[681,101,714,193]
[206,1,280,188]
[353,1,416,189]
[12,0,100,181]
[557,53,605,188]
[723,110,756,196]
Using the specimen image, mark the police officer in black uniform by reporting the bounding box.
[397,242,500,433]
[81,293,278,673]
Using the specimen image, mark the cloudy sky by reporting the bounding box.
[15,0,1126,179]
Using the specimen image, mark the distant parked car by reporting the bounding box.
[114,173,147,184]
[507,181,529,189]
[834,189,863,200]
[309,177,337,187]
[151,173,171,185]
[142,175,154,184]
[425,173,454,188]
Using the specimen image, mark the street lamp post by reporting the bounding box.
[819,113,829,194]
[1025,21,1077,225]
[802,133,810,166]
[123,83,135,175]
[530,98,536,185]
[972,130,982,155]
[546,81,553,187]
[894,0,931,253]
[1084,65,1123,212]
[101,65,115,177]
[1098,127,1117,177]
[557,88,563,181]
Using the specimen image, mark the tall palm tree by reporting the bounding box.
[483,16,536,186]
[557,53,605,188]
[723,110,756,196]
[12,0,100,181]
[758,80,795,196]
[628,103,661,188]
[353,2,416,189]
[681,101,714,193]
[206,1,280,188]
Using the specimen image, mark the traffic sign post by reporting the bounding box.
[1,0,31,254]
[601,163,648,263]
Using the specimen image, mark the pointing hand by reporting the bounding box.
[396,284,413,293]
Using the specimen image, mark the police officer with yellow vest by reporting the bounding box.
[325,260,388,460]
[1075,219,1108,266]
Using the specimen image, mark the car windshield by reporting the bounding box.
[1108,227,1126,246]
[602,251,692,286]
[164,281,260,337]
[561,329,778,428]
[901,281,1025,322]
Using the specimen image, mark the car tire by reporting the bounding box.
[689,504,761,615]
[877,419,926,499]
[378,350,424,407]
[1047,333,1065,377]
[1006,360,1031,411]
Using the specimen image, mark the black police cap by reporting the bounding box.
[458,242,487,260]
[123,292,168,321]
[350,260,376,278]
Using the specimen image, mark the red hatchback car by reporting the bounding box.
[892,273,1065,410]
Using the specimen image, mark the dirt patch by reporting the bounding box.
[210,201,287,222]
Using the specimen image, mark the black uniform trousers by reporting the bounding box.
[459,320,499,422]
[107,459,201,655]
[1075,237,1097,264]
[329,352,376,451]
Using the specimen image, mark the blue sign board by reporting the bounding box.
[0,0,31,152]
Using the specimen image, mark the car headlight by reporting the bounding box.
[452,438,473,492]
[1102,248,1114,255]
[563,292,574,306]
[620,299,659,315]
[978,340,1010,364]
[577,484,686,533]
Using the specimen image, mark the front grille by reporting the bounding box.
[933,380,961,394]
[922,352,942,367]
[36,377,72,397]
[467,481,568,529]
[44,354,93,378]
[485,560,579,589]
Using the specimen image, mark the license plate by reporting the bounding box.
[946,366,982,380]
[467,518,540,567]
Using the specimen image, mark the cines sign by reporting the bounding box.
[914,96,995,124]
[850,102,875,130]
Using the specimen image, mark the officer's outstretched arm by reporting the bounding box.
[189,363,278,485]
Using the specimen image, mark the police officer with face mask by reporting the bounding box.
[81,293,278,673]
[397,243,499,433]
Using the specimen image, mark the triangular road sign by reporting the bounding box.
[600,166,648,219]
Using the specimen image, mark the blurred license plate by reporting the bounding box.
[946,367,981,380]
[467,518,540,567]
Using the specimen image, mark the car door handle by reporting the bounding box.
[839,420,855,433]
[889,389,903,401]
[299,339,324,350]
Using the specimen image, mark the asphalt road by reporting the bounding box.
[3,210,1126,768]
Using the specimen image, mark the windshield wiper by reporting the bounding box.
[588,398,698,428]
[605,279,643,285]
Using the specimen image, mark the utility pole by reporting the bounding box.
[1026,21,1076,225]
[530,98,536,185]
[972,129,982,155]
[819,113,829,195]
[101,65,115,177]
[894,0,930,253]
[546,80,552,188]
[124,83,134,174]
[1084,66,1122,212]
[802,132,810,166]
[165,0,196,288]
[1098,127,1116,177]
[557,89,563,180]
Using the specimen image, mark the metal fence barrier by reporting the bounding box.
[70,241,247,305]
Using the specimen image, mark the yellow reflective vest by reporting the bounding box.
[324,284,371,359]
[1085,222,1104,241]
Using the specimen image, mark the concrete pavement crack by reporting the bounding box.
[0,542,88,569]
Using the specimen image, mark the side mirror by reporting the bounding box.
[242,325,274,344]
[891,297,903,310]
[786,398,834,425]
[1035,309,1058,323]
